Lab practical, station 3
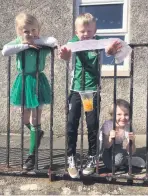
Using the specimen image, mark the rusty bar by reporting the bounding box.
[35,49,40,170]
[21,51,25,168]
[146,48,148,177]
[80,106,84,171]
[49,48,54,172]
[6,56,11,167]
[129,43,148,47]
[80,52,85,171]
[65,61,69,171]
[128,49,134,177]
[112,61,117,175]
[96,49,101,174]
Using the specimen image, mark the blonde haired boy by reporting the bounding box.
[59,13,121,178]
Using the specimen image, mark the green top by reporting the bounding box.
[69,35,100,92]
[7,37,50,74]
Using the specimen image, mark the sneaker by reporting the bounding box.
[125,156,146,168]
[67,155,79,178]
[23,155,35,171]
[82,155,96,175]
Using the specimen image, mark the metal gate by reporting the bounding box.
[0,44,148,185]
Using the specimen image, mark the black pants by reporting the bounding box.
[67,91,99,156]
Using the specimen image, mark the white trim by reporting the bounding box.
[96,29,127,34]
[80,0,124,5]
[80,0,128,32]
[127,0,131,42]
[101,57,130,77]
[122,0,128,32]
[100,33,130,76]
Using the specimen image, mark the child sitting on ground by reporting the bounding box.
[101,99,136,171]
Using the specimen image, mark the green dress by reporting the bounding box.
[9,37,51,108]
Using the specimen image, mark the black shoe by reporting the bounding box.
[23,155,35,171]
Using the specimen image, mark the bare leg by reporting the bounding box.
[20,108,31,129]
[30,107,42,126]
[23,108,31,124]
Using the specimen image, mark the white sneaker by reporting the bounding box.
[67,155,79,178]
[82,156,96,175]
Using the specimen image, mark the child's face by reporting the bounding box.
[116,105,129,127]
[16,22,39,41]
[75,21,96,41]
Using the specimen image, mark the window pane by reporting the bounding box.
[99,36,124,65]
[80,4,123,29]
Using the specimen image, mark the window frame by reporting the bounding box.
[75,0,131,77]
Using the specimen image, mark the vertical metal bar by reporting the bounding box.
[146,47,148,177]
[80,106,84,171]
[65,61,69,171]
[80,52,85,171]
[112,60,117,175]
[6,56,11,167]
[128,49,134,176]
[96,50,101,174]
[49,48,54,172]
[72,0,76,36]
[35,49,40,170]
[21,51,25,168]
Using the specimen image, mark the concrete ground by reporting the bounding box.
[0,133,147,195]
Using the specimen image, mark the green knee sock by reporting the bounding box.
[29,124,42,155]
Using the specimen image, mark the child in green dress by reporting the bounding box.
[2,12,57,170]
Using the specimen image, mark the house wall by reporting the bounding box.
[0,0,148,135]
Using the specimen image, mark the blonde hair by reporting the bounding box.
[15,12,39,30]
[75,13,96,27]
[109,99,130,117]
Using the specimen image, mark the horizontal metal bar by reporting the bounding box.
[0,168,147,185]
[129,43,148,47]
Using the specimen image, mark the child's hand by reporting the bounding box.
[128,132,135,141]
[105,40,122,56]
[109,130,116,142]
[58,45,71,61]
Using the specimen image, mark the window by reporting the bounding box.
[75,0,130,76]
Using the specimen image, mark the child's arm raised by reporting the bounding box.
[103,130,116,149]
[105,40,122,56]
[58,45,72,61]
[34,36,58,48]
[2,40,29,56]
[2,39,40,56]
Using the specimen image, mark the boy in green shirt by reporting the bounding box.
[59,13,121,178]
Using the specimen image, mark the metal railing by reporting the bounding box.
[0,44,148,185]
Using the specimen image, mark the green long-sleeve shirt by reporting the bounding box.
[4,37,50,74]
[69,35,101,91]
